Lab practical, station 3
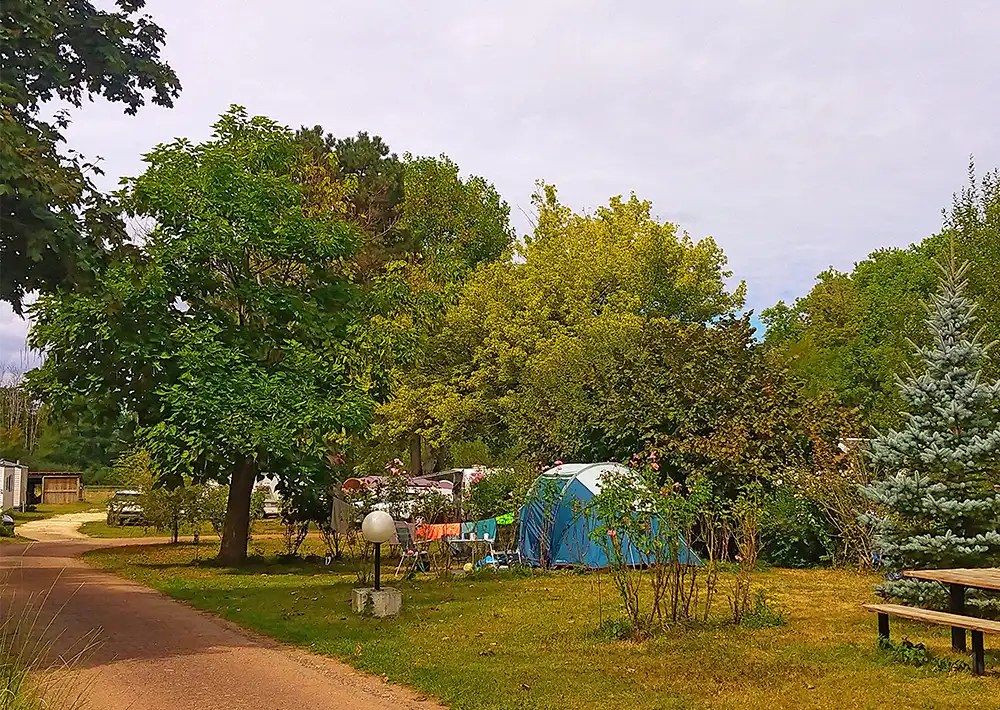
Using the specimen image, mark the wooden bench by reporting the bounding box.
[864,603,1000,675]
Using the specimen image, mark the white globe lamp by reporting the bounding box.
[362,511,395,590]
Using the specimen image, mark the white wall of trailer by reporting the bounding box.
[1,460,28,511]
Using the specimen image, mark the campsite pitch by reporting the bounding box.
[84,542,1000,710]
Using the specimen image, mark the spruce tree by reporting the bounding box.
[863,253,1000,608]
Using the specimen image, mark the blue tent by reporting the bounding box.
[518,462,701,569]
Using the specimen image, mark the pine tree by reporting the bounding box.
[863,253,1000,608]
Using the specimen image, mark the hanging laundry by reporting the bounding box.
[474,518,498,540]
[416,522,463,540]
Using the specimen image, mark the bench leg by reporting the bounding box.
[949,583,967,652]
[877,612,890,640]
[971,630,985,676]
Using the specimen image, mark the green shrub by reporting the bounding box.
[465,465,532,521]
[877,637,969,672]
[739,588,787,629]
[760,488,832,568]
[594,617,634,641]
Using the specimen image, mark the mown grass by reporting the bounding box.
[83,542,1000,710]
[79,517,289,539]
[77,520,167,538]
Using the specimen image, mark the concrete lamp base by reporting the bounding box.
[352,587,402,617]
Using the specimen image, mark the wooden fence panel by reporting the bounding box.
[42,476,81,504]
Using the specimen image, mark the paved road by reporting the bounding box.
[0,523,443,710]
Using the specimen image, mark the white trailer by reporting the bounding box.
[1,459,29,512]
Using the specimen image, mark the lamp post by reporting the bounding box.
[361,511,394,591]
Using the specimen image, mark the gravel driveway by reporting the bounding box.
[1,524,444,710]
[15,510,107,541]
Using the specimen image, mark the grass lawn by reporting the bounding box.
[79,520,175,538]
[79,516,289,539]
[83,542,1000,710]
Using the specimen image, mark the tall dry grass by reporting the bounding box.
[1,569,99,710]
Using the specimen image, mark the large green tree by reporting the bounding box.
[947,164,1000,346]
[294,127,405,267]
[1,0,181,312]
[28,108,373,564]
[374,184,830,485]
[762,164,1000,429]
[761,247,938,427]
[293,128,516,475]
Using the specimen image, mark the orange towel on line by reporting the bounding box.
[415,522,461,540]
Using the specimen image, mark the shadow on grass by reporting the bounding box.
[112,546,362,578]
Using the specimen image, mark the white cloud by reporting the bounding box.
[3,0,999,358]
[0,303,35,368]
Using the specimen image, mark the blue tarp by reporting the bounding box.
[517,464,701,569]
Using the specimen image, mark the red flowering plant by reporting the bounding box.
[465,464,534,520]
[342,459,413,521]
[587,449,722,636]
[377,459,414,520]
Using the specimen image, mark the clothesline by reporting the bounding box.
[415,512,516,541]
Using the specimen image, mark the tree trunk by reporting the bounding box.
[219,457,256,566]
[409,434,422,476]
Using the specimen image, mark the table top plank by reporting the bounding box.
[902,568,1000,590]
[863,603,1000,634]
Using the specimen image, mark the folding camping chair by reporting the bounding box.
[491,521,525,568]
[395,521,430,575]
[445,535,474,562]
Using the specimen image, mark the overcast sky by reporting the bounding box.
[3,0,1000,364]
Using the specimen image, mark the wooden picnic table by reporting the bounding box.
[903,567,1000,652]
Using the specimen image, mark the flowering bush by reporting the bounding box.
[787,445,875,568]
[586,449,773,636]
[465,466,533,521]
[587,451,721,635]
[411,489,457,523]
[344,460,414,520]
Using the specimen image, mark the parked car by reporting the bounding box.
[255,475,282,518]
[106,490,144,526]
[261,494,280,518]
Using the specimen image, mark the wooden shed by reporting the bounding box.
[27,472,83,505]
